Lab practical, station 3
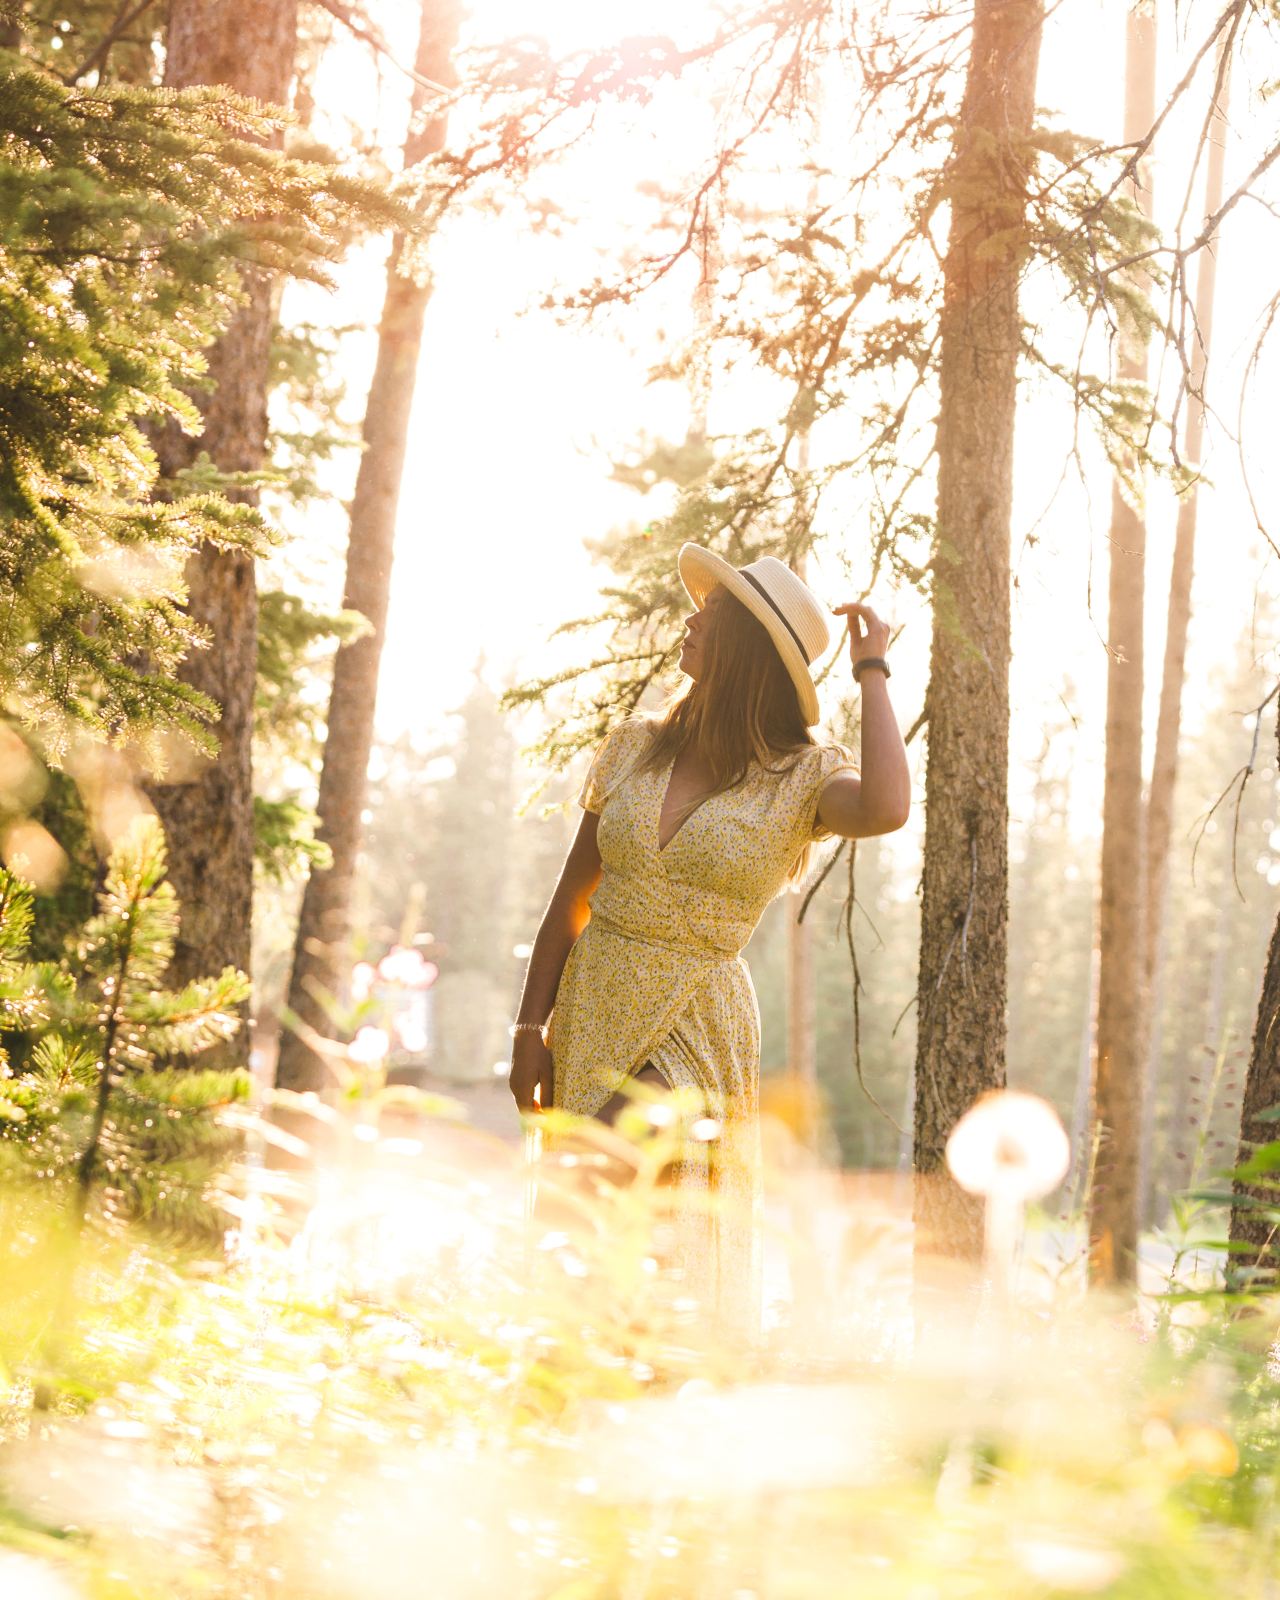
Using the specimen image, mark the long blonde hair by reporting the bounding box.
[636,587,819,883]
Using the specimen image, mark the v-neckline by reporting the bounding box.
[656,751,717,856]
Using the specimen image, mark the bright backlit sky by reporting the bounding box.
[276,0,1280,848]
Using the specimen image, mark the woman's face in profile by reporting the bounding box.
[679,586,723,681]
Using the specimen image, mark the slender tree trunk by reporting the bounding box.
[276,0,459,1091]
[787,521,817,1144]
[1137,60,1230,1226]
[1066,941,1101,1212]
[143,0,299,1044]
[1088,5,1157,1288]
[913,0,1043,1263]
[1230,707,1280,1278]
[786,886,816,1138]
[1141,915,1169,1217]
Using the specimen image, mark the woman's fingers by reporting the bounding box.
[509,1059,539,1112]
[537,1061,554,1111]
[832,601,878,616]
[832,600,892,658]
[833,601,885,630]
[509,1038,555,1114]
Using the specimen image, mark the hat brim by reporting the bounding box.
[677,544,821,726]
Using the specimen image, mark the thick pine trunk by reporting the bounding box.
[1138,62,1229,1226]
[913,0,1043,1262]
[1231,708,1280,1277]
[1088,6,1156,1288]
[276,0,459,1092]
[145,1,299,1041]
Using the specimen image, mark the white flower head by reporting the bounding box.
[946,1089,1070,1202]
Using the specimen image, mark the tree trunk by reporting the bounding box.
[1138,59,1230,1227]
[787,533,818,1146]
[144,0,299,1044]
[1088,5,1157,1288]
[913,0,1043,1263]
[786,888,817,1140]
[275,0,459,1092]
[1066,941,1100,1212]
[1230,706,1280,1279]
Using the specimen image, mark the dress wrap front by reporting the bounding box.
[545,716,858,1342]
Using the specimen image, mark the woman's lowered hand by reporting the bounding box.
[508,1029,554,1115]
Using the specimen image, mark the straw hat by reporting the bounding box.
[677,543,831,726]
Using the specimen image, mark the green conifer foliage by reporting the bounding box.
[0,814,251,1244]
[0,53,403,761]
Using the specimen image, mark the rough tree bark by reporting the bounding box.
[1230,705,1280,1278]
[1138,61,1230,1226]
[913,0,1043,1263]
[276,0,459,1092]
[1088,5,1157,1288]
[145,1,299,1043]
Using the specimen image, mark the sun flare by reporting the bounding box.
[467,0,730,51]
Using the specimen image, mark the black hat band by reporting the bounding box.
[740,570,811,666]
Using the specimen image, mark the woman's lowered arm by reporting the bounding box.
[508,808,602,1113]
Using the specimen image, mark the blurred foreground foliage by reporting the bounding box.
[1,1059,1280,1595]
[0,813,249,1244]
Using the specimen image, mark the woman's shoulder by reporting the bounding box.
[813,737,858,775]
[767,738,857,783]
[589,713,658,757]
[578,715,657,813]
[602,714,660,768]
[776,740,858,842]
[612,712,658,743]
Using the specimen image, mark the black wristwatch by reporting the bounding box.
[853,657,891,682]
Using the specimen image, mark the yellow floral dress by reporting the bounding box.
[545,715,858,1344]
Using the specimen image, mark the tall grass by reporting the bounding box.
[1,1077,1278,1599]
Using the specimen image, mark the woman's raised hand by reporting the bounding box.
[832,601,891,668]
[508,1029,554,1115]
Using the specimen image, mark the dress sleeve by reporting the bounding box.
[807,741,860,841]
[577,718,651,814]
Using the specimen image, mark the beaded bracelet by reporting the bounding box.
[510,1021,547,1040]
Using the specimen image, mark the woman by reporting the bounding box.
[508,542,911,1340]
